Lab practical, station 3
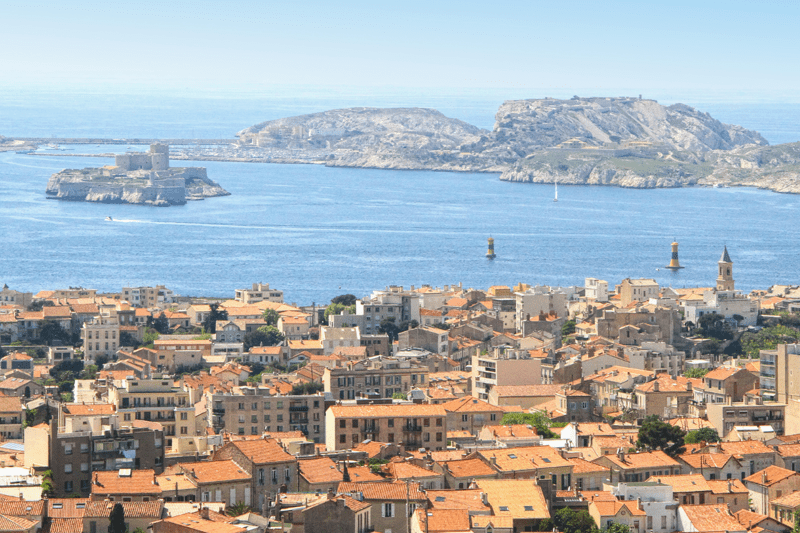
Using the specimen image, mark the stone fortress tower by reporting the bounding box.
[716,245,735,291]
[114,144,170,172]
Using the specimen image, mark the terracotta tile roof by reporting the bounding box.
[474,479,549,519]
[771,490,800,508]
[678,453,737,470]
[719,440,775,457]
[490,384,562,398]
[248,346,283,355]
[595,450,680,470]
[581,490,617,502]
[669,417,715,431]
[63,403,115,416]
[414,508,471,533]
[646,473,711,493]
[707,479,747,495]
[571,422,615,436]
[0,501,44,517]
[0,397,22,413]
[744,465,797,486]
[340,495,372,513]
[441,396,502,413]
[156,472,197,492]
[383,462,441,480]
[636,374,693,393]
[351,440,392,459]
[43,518,82,533]
[680,504,743,532]
[70,303,99,314]
[704,366,742,381]
[568,457,608,474]
[157,514,244,533]
[426,489,491,512]
[298,457,343,484]
[734,508,772,529]
[348,466,383,482]
[47,499,89,518]
[42,306,72,318]
[225,439,295,465]
[478,445,572,472]
[328,404,446,418]
[92,469,162,496]
[441,457,497,478]
[589,499,646,518]
[338,480,426,501]
[481,424,538,438]
[177,460,250,484]
[288,340,322,350]
[84,501,163,518]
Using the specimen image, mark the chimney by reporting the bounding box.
[490,456,497,467]
[686,381,692,392]
[653,380,659,392]
[727,480,732,493]
[480,492,488,505]
[200,507,210,520]
[762,472,768,484]
[327,487,336,500]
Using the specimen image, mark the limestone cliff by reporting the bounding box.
[46,166,229,206]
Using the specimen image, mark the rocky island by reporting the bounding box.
[169,96,800,194]
[46,144,229,206]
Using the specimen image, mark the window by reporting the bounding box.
[181,412,188,420]
[264,402,270,410]
[258,469,265,486]
[64,481,73,492]
[382,503,395,518]
[352,419,359,428]
[436,418,442,427]
[181,427,188,435]
[64,464,72,473]
[490,414,496,421]
[81,463,89,472]
[252,402,258,410]
[340,435,346,444]
[251,415,258,423]
[264,415,270,422]
[64,444,73,455]
[339,420,346,429]
[80,443,89,453]
[388,419,394,428]
[461,414,468,422]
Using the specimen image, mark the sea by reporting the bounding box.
[2,86,800,305]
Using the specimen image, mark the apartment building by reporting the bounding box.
[121,285,175,307]
[24,408,164,497]
[323,358,429,400]
[234,283,284,304]
[706,400,786,438]
[82,315,120,362]
[472,348,543,401]
[515,286,569,331]
[326,403,447,451]
[208,387,329,443]
[107,379,196,449]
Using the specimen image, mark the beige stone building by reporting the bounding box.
[82,315,120,362]
[107,378,196,450]
[156,459,252,506]
[323,357,429,401]
[234,283,283,304]
[326,403,447,451]
[472,348,544,401]
[208,387,328,443]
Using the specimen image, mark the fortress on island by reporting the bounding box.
[46,144,229,207]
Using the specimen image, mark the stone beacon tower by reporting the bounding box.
[716,246,735,291]
[486,237,496,259]
[665,240,684,270]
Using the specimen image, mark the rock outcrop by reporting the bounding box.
[46,166,229,206]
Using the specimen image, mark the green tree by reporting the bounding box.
[392,392,407,400]
[119,331,139,348]
[501,412,565,439]
[39,320,69,346]
[430,322,450,330]
[637,415,686,456]
[602,524,630,533]
[81,365,98,380]
[740,324,800,358]
[378,317,400,342]
[227,502,252,517]
[262,309,280,327]
[684,427,720,444]
[684,368,709,378]
[40,470,54,498]
[324,302,356,324]
[291,382,324,395]
[331,294,357,306]
[203,303,228,334]
[152,313,171,334]
[142,329,160,347]
[243,326,284,351]
[696,312,733,340]
[108,502,126,533]
[551,507,599,533]
[561,320,576,336]
[398,320,419,333]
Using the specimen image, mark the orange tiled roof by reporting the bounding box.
[719,440,775,457]
[680,504,744,532]
[646,473,711,493]
[298,457,343,484]
[425,489,491,512]
[477,445,572,472]
[595,450,680,470]
[177,460,250,484]
[744,465,797,486]
[414,508,471,533]
[338,481,426,501]
[84,500,163,518]
[92,470,161,496]
[474,479,549,519]
[63,403,115,416]
[589,499,646,518]
[441,457,497,478]
[441,396,502,413]
[707,479,747,494]
[568,457,608,474]
[383,461,441,480]
[224,439,295,465]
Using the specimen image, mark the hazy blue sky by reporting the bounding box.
[2,1,798,94]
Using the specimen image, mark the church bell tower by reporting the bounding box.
[716,246,735,291]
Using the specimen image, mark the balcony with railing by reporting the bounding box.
[289,405,309,412]
[403,424,423,432]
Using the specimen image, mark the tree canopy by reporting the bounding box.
[39,320,70,346]
[262,309,280,327]
[243,326,284,350]
[684,368,709,378]
[501,411,565,439]
[378,317,400,342]
[203,303,228,334]
[684,427,720,444]
[637,415,686,456]
[331,294,357,306]
[108,503,125,533]
[324,302,356,324]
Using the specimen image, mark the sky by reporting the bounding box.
[2,1,799,95]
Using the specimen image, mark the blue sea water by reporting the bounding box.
[1,87,800,304]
